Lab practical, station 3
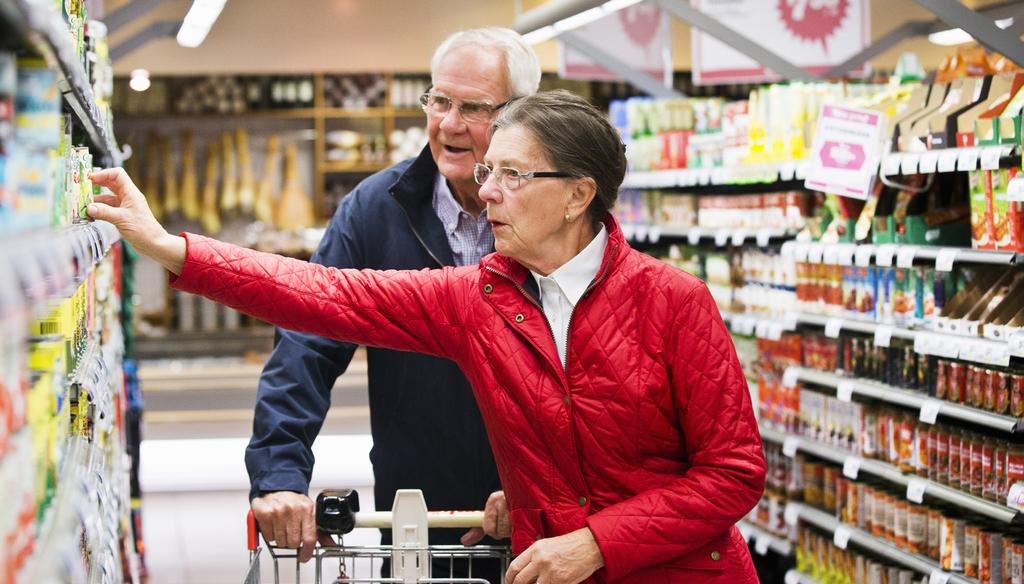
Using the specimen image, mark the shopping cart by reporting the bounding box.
[244,489,511,584]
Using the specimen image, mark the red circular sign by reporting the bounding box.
[777,0,849,51]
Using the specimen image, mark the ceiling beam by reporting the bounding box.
[560,31,682,98]
[914,0,1024,67]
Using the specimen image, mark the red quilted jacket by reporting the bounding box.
[170,216,766,583]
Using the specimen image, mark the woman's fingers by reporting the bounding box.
[92,193,120,207]
[90,167,139,201]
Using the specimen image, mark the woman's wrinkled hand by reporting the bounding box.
[88,167,186,275]
[504,527,604,584]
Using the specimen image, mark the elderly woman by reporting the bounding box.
[89,90,765,584]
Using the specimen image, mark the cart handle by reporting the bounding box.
[354,510,484,529]
[247,509,258,551]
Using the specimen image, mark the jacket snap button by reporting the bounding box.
[483,284,493,294]
[577,496,587,506]
[710,551,720,561]
[515,313,524,323]
[563,395,569,406]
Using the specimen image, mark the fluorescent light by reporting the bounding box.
[928,17,1013,46]
[176,0,227,48]
[129,68,150,92]
[522,0,647,45]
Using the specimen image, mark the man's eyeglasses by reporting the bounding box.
[473,163,573,191]
[419,92,509,124]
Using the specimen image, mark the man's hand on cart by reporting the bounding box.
[461,490,511,546]
[251,491,336,563]
[504,527,604,584]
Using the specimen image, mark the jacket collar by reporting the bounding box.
[388,146,455,267]
[483,214,625,292]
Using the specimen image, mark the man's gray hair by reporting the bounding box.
[430,28,541,99]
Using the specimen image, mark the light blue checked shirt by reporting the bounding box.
[432,173,495,267]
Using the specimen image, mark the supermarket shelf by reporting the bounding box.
[622,162,811,193]
[392,107,425,118]
[655,226,798,246]
[786,503,973,584]
[780,241,1021,269]
[321,107,388,118]
[724,310,1023,367]
[322,161,389,173]
[783,366,1024,434]
[880,144,1019,176]
[761,426,1022,524]
[0,221,121,296]
[784,570,820,584]
[2,0,121,165]
[116,108,318,121]
[737,520,793,557]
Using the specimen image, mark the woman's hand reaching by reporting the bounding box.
[88,168,187,275]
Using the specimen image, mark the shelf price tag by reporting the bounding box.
[919,399,942,425]
[896,246,917,268]
[780,162,797,181]
[929,570,952,584]
[906,478,928,503]
[731,229,748,246]
[935,249,958,272]
[843,456,862,480]
[782,436,801,458]
[882,154,902,176]
[913,333,933,356]
[621,224,636,241]
[838,244,856,266]
[1008,176,1024,202]
[754,535,771,556]
[808,244,825,264]
[755,320,771,339]
[855,245,875,267]
[836,380,855,402]
[687,227,702,245]
[699,169,712,185]
[832,526,852,550]
[784,503,801,526]
[794,243,810,263]
[981,146,1003,170]
[783,366,801,388]
[756,229,773,247]
[783,312,800,331]
[795,161,810,179]
[938,149,959,172]
[634,225,649,243]
[919,151,939,174]
[648,225,661,244]
[785,571,802,584]
[715,230,730,247]
[767,322,785,341]
[823,246,841,265]
[825,318,844,339]
[875,244,897,267]
[900,154,920,175]
[1010,331,1024,358]
[957,147,980,171]
[874,325,894,348]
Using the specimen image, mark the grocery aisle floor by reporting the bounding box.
[138,353,380,584]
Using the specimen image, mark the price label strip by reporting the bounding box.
[874,325,893,348]
[754,535,771,556]
[825,318,844,339]
[832,526,852,550]
[876,244,897,267]
[782,436,801,458]
[920,398,942,424]
[836,380,855,402]
[907,478,928,503]
[784,503,801,526]
[843,456,862,480]
[687,227,702,245]
[919,151,939,174]
[896,246,917,268]
[935,249,958,272]
[938,149,959,172]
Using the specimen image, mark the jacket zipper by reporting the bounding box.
[563,240,618,371]
[392,193,446,268]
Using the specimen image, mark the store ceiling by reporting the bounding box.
[107,0,1016,76]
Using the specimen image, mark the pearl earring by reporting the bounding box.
[564,211,571,222]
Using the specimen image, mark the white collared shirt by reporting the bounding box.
[530,224,608,368]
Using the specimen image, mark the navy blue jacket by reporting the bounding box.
[246,147,502,548]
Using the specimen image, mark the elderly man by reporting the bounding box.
[245,27,541,577]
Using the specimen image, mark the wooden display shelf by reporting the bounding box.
[322,160,389,174]
[321,107,389,119]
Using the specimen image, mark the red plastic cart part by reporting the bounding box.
[247,509,258,551]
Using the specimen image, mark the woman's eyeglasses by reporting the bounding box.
[473,163,572,190]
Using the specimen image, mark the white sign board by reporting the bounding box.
[561,5,671,81]
[692,0,870,85]
[804,104,886,200]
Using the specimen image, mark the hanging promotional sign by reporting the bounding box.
[691,0,870,85]
[560,4,672,82]
[804,104,886,200]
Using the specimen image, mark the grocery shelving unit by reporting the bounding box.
[737,520,794,557]
[783,569,821,584]
[762,427,1022,525]
[786,503,974,584]
[622,161,811,193]
[1,0,121,166]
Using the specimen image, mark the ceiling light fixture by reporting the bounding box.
[520,0,645,45]
[928,17,1013,46]
[129,69,150,92]
[176,0,227,48]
